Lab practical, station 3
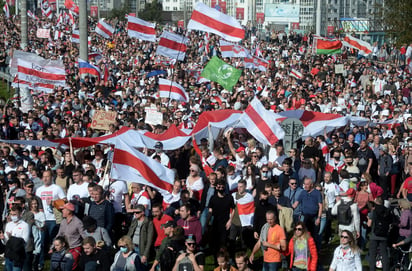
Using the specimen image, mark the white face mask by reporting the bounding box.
[10,215,19,222]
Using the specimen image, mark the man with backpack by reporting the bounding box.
[331,188,360,239]
[367,197,393,271]
[172,234,205,271]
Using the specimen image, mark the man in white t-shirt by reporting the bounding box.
[107,178,129,242]
[35,169,66,269]
[151,142,170,167]
[67,168,89,201]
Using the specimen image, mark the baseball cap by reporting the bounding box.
[185,234,196,243]
[154,142,163,149]
[24,180,34,187]
[161,220,176,228]
[236,146,245,152]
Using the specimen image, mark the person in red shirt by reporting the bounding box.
[152,203,173,248]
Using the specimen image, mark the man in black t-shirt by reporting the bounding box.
[208,180,235,253]
[78,237,111,271]
[356,140,375,174]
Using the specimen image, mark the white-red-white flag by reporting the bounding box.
[95,19,114,39]
[341,35,373,56]
[127,15,156,42]
[3,3,9,18]
[219,40,250,58]
[27,10,39,20]
[42,5,52,19]
[158,78,189,102]
[111,139,175,197]
[17,58,66,93]
[290,68,303,79]
[71,30,79,43]
[240,96,284,145]
[187,2,244,42]
[156,31,188,61]
[243,56,268,72]
[232,192,254,227]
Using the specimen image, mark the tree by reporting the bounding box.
[380,0,412,45]
[140,0,163,24]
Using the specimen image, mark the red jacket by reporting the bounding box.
[286,235,318,271]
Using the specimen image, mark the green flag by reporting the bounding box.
[201,56,241,91]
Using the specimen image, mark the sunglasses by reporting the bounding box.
[134,211,142,214]
[295,227,303,231]
[290,183,297,185]
[340,235,349,239]
[187,243,195,246]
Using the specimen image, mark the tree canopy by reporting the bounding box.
[381,0,412,45]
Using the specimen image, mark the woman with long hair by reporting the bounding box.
[329,230,362,271]
[286,221,318,271]
[354,180,373,250]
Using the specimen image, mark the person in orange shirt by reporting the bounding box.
[249,210,286,271]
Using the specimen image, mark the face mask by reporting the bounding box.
[0,170,4,175]
[119,247,128,253]
[361,178,366,182]
[10,215,19,222]
[216,188,225,194]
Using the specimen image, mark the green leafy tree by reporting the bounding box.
[380,0,412,45]
[140,0,162,24]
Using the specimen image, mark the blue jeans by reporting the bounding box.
[5,258,23,271]
[263,262,280,271]
[200,208,208,234]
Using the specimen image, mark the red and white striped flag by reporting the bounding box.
[219,40,250,58]
[158,78,189,102]
[56,11,63,25]
[341,35,373,56]
[67,11,75,25]
[290,68,303,79]
[243,56,268,72]
[17,58,66,93]
[3,2,9,18]
[27,10,39,20]
[54,30,64,40]
[240,96,284,146]
[232,192,254,227]
[42,5,52,19]
[64,0,79,15]
[95,19,114,39]
[71,30,79,43]
[111,140,174,197]
[156,31,188,61]
[187,2,244,42]
[127,15,156,42]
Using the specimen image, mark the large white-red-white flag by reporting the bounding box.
[290,68,303,79]
[3,3,10,18]
[187,2,244,42]
[17,57,66,93]
[42,5,52,19]
[240,96,284,146]
[95,19,114,39]
[127,15,156,42]
[219,40,250,58]
[341,35,372,56]
[71,30,79,43]
[158,78,189,102]
[156,31,188,61]
[232,192,254,227]
[243,56,269,72]
[111,140,175,197]
[27,10,39,20]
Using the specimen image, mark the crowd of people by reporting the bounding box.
[0,5,412,271]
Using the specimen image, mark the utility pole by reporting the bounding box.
[79,0,88,60]
[56,0,59,15]
[136,0,139,17]
[183,0,187,28]
[21,0,28,49]
[316,0,321,35]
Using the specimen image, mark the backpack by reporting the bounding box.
[159,247,179,271]
[373,205,393,237]
[177,251,203,271]
[337,200,353,226]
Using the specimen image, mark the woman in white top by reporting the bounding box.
[186,164,204,201]
[329,230,362,271]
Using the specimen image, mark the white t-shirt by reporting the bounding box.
[35,184,66,221]
[5,219,30,244]
[67,182,89,201]
[108,180,128,213]
[323,182,340,208]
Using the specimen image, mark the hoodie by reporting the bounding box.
[177,216,202,244]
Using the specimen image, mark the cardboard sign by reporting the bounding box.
[91,110,117,130]
[145,108,163,125]
[90,6,98,17]
[36,28,50,39]
[335,64,344,74]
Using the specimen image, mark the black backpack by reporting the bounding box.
[373,205,392,237]
[159,247,179,271]
[337,200,353,226]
